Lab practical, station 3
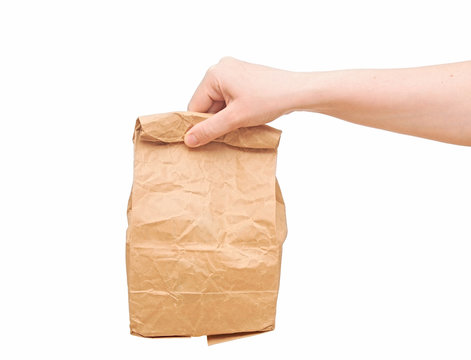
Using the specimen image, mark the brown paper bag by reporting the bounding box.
[126,111,287,345]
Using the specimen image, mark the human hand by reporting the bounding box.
[186,58,471,147]
[185,57,304,147]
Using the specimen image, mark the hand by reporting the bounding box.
[185,57,303,147]
[186,58,471,147]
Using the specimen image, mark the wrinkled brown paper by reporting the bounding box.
[126,111,287,345]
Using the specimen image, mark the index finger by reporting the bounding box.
[187,66,223,113]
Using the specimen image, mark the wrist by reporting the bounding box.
[284,71,340,115]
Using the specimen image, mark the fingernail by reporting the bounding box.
[185,133,198,147]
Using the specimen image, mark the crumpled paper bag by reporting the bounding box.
[126,111,287,345]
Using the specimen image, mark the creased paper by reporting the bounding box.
[126,111,288,345]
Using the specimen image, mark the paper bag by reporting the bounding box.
[126,111,287,345]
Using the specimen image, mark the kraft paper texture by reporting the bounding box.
[126,111,287,345]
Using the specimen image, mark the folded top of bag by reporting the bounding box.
[136,111,281,150]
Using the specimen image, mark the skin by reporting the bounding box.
[185,57,471,147]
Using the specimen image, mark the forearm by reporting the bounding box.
[290,61,471,146]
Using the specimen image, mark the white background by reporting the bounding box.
[1,0,470,359]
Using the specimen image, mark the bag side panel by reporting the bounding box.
[127,139,281,337]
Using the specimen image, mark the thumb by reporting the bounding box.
[184,107,237,147]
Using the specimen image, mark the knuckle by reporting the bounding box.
[206,57,237,78]
[219,56,234,64]
[205,64,218,77]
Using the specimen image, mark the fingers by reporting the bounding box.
[184,107,237,147]
[187,80,213,113]
[207,101,225,114]
[187,66,224,113]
